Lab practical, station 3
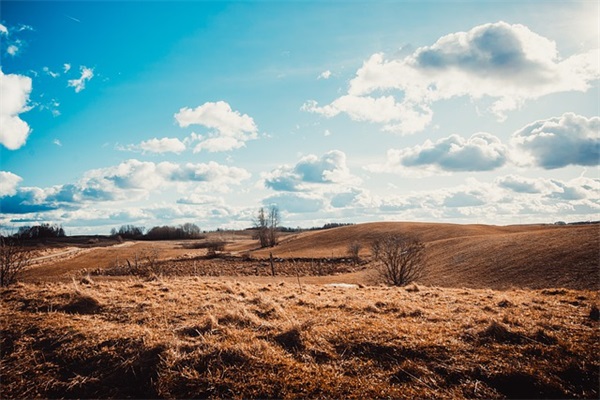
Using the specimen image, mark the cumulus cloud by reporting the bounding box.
[63,63,71,73]
[174,101,258,152]
[0,159,251,215]
[0,69,32,150]
[496,175,558,194]
[302,95,432,135]
[263,150,361,191]
[139,137,186,154]
[511,113,600,169]
[0,171,22,196]
[67,66,94,92]
[0,24,7,35]
[368,133,508,174]
[303,21,599,133]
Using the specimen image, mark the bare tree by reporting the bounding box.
[267,205,280,247]
[371,234,425,286]
[347,241,362,265]
[254,206,280,248]
[0,237,35,287]
[254,207,269,248]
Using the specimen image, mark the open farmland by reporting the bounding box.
[23,222,600,290]
[2,221,599,398]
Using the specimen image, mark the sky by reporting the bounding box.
[0,0,599,235]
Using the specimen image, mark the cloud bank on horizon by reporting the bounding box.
[0,3,598,234]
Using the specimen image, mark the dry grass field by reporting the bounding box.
[2,221,599,398]
[1,277,598,399]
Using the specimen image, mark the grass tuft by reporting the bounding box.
[60,292,102,314]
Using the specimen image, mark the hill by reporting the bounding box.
[20,222,599,290]
[251,222,599,290]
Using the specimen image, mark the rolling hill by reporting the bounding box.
[251,222,599,290]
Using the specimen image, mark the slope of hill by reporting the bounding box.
[251,222,599,290]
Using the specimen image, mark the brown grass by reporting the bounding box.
[1,277,598,399]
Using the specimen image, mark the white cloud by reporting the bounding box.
[0,69,33,150]
[1,159,252,218]
[263,150,361,191]
[6,45,18,56]
[139,137,186,154]
[67,66,94,93]
[263,192,326,214]
[53,139,62,147]
[496,175,558,194]
[43,66,59,78]
[0,24,7,35]
[318,70,332,79]
[302,95,432,135]
[174,101,258,152]
[63,63,71,73]
[176,194,225,206]
[191,136,244,153]
[367,132,508,174]
[0,171,22,196]
[511,113,600,169]
[304,21,599,133]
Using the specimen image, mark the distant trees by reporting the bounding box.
[0,237,34,287]
[16,223,65,239]
[145,223,202,240]
[110,223,202,240]
[111,225,145,239]
[254,206,280,248]
[371,234,426,286]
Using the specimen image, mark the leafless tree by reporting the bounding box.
[267,205,280,247]
[347,241,362,265]
[254,205,280,248]
[371,234,425,286]
[0,237,35,287]
[254,207,269,248]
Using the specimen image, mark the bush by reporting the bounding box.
[371,234,425,286]
[0,237,35,287]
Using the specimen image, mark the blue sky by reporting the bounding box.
[0,1,598,234]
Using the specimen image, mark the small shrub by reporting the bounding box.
[589,304,599,321]
[61,293,102,314]
[479,321,522,344]
[371,234,425,286]
[274,326,305,353]
[0,238,35,287]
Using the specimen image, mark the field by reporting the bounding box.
[1,222,599,398]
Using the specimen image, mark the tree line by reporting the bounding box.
[110,223,203,240]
